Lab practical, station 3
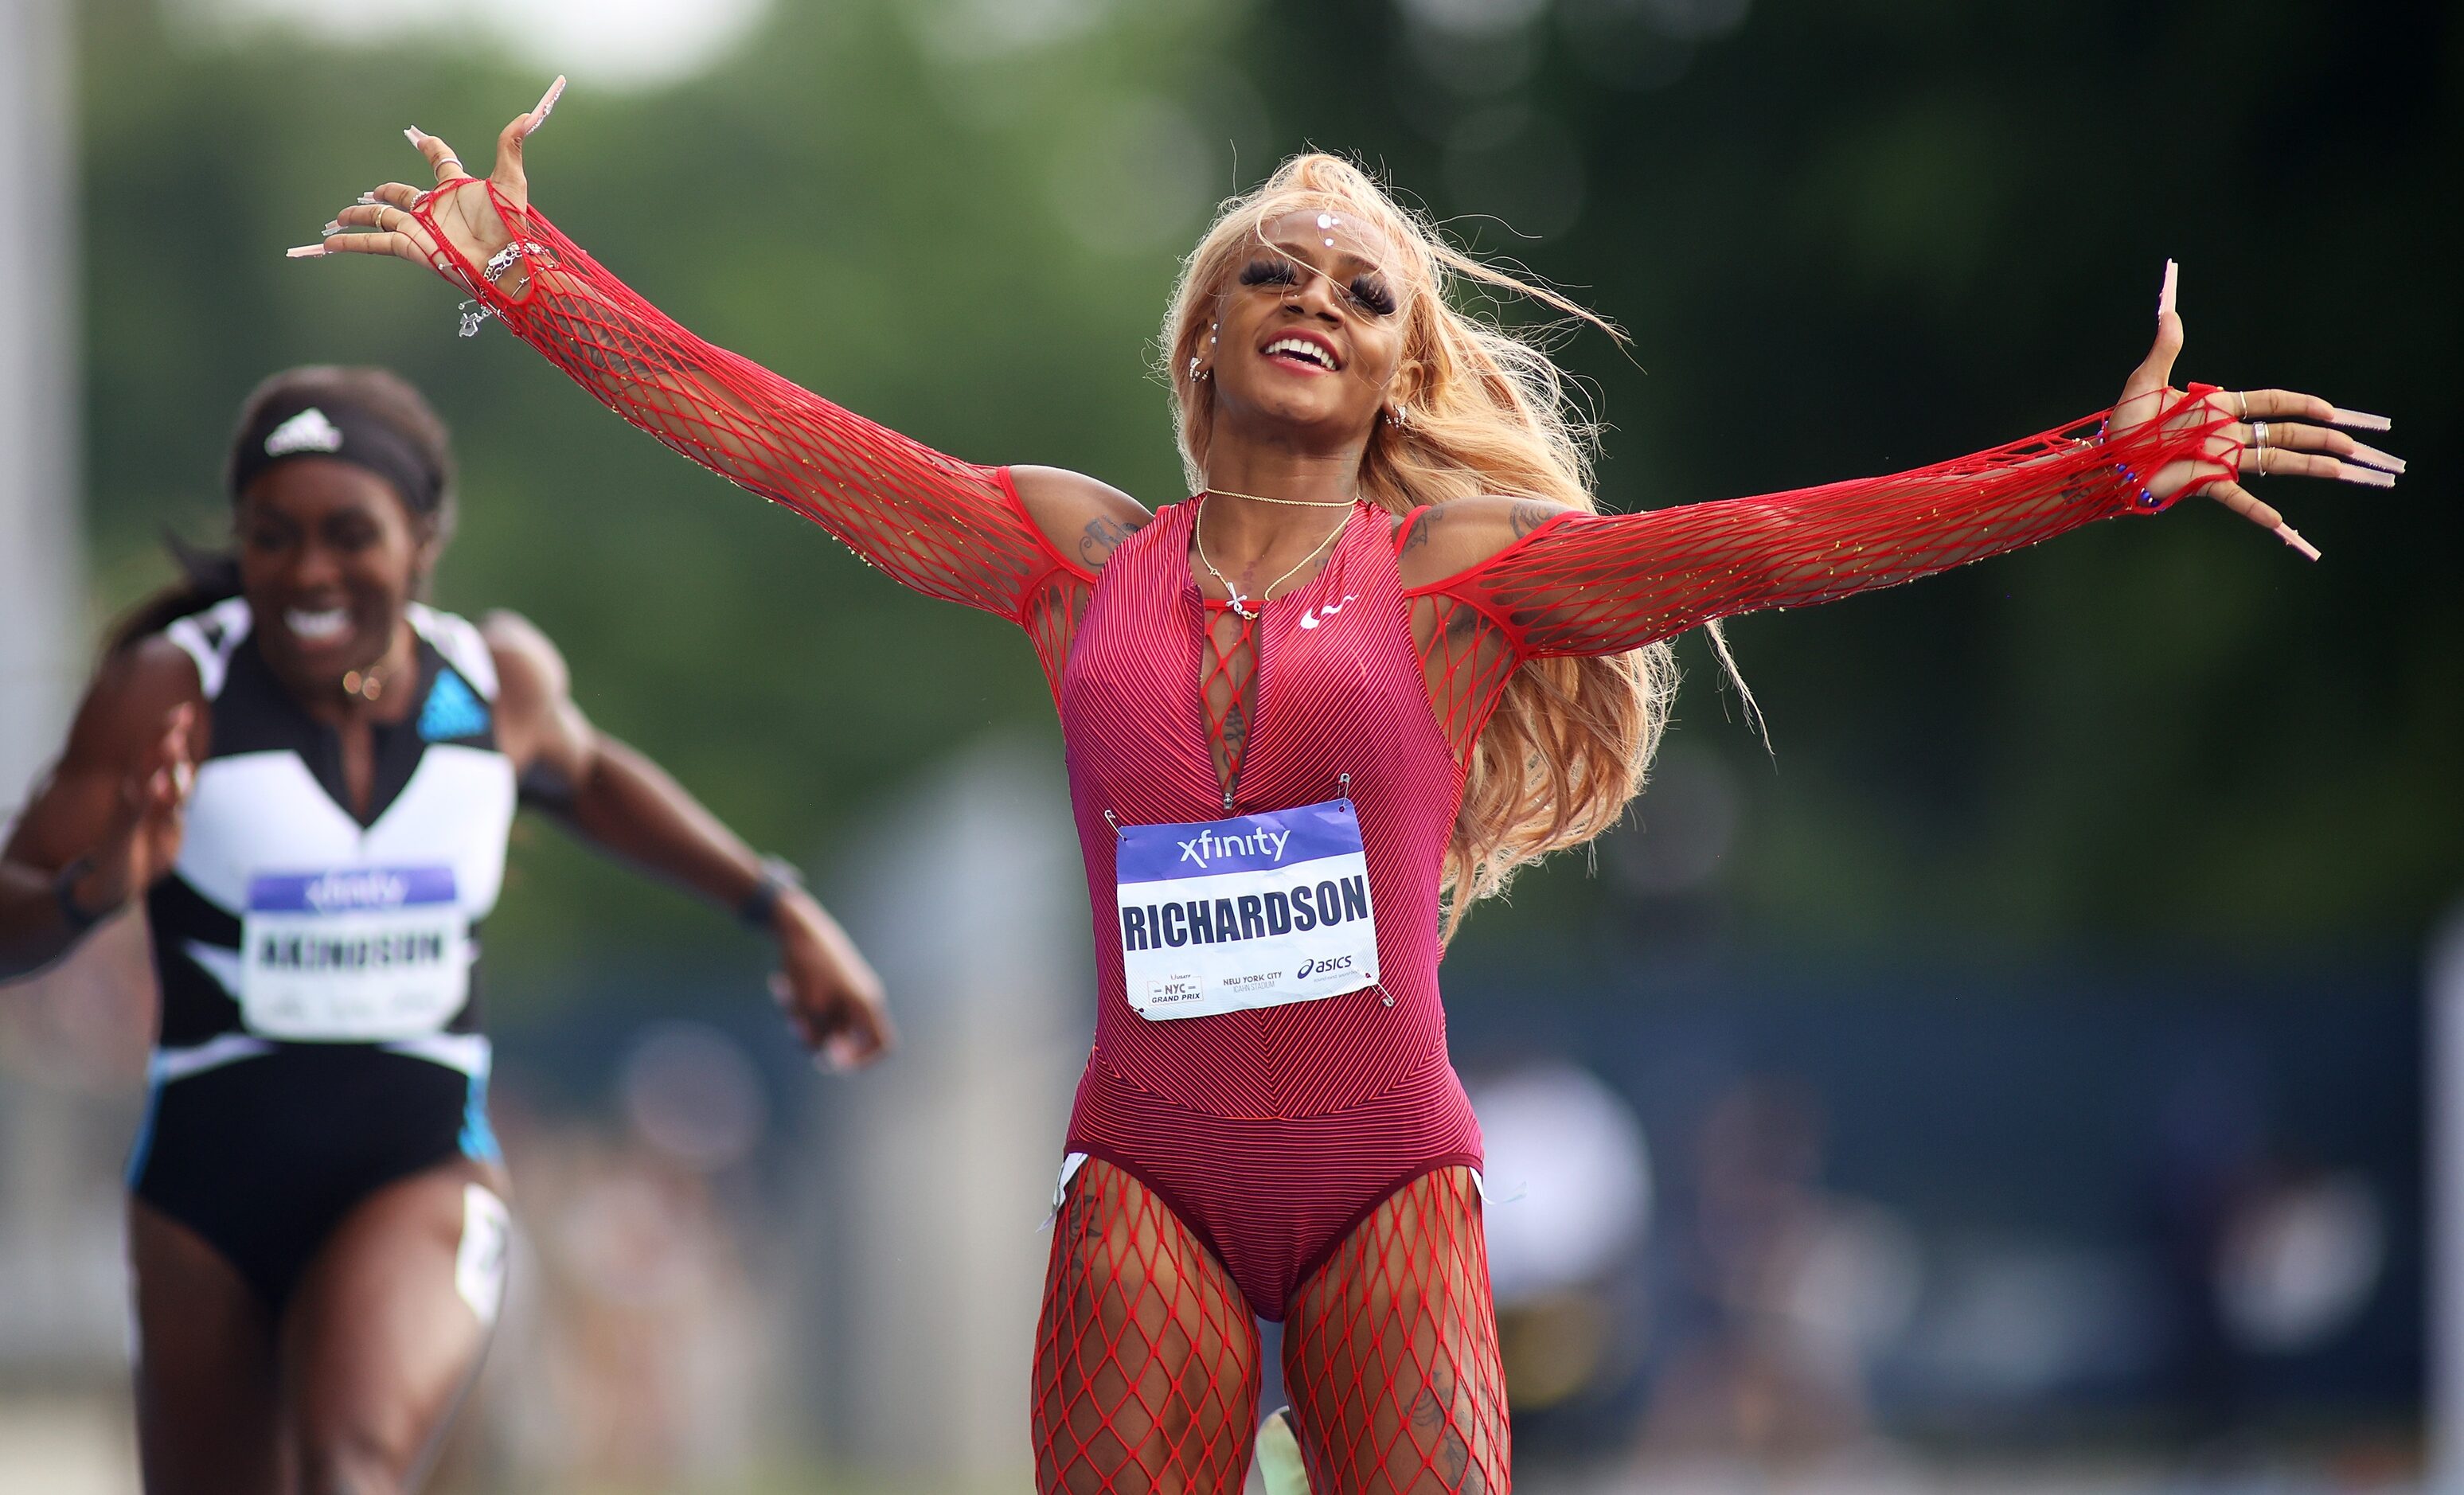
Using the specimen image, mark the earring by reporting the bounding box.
[1384,405,1409,429]
[1189,355,1209,382]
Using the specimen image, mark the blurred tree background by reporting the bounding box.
[76,0,2458,1004]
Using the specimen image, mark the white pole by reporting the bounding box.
[0,0,82,797]
[2430,901,2464,1491]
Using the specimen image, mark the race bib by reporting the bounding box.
[1115,798,1379,1021]
[240,866,470,1040]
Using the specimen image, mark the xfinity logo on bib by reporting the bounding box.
[250,865,458,915]
[306,869,412,912]
[1178,826,1291,868]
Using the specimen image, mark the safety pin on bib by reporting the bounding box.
[1103,810,1123,841]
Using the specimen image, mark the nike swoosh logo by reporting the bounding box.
[1298,595,1358,630]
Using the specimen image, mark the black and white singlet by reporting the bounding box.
[128,597,517,1311]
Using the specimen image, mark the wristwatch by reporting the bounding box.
[53,856,118,933]
[737,854,806,931]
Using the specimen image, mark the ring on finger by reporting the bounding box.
[2236,390,2249,420]
[377,205,393,232]
[2251,420,2268,451]
[437,157,462,174]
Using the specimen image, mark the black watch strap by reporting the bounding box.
[54,856,115,934]
[738,854,805,931]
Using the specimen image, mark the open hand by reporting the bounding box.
[2108,261,2399,559]
[293,76,565,291]
[69,704,196,915]
[767,898,894,1072]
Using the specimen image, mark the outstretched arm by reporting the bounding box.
[305,84,1127,626]
[0,643,200,980]
[486,611,892,1068]
[1406,272,2396,663]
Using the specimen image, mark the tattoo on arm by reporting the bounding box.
[1401,507,1439,553]
[1508,499,1560,539]
[1077,513,1142,568]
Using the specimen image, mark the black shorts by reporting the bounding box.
[127,1042,499,1313]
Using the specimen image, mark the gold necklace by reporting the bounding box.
[340,661,392,701]
[1203,486,1358,509]
[1194,498,1347,620]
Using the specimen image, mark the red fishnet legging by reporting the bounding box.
[1034,1162,1505,1493]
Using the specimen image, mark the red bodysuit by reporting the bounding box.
[1061,498,1482,1316]
[444,200,2232,1321]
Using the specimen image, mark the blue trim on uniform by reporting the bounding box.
[459,1065,502,1163]
[124,1073,165,1189]
[419,668,492,742]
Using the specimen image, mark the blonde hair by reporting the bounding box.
[1161,153,1685,943]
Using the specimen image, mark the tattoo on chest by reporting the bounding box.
[1509,499,1558,538]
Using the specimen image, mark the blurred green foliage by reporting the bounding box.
[79,0,2458,1002]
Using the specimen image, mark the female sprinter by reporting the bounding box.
[0,364,891,1495]
[298,86,2397,1493]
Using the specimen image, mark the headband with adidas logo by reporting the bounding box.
[230,395,443,518]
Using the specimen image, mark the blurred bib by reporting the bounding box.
[1115,798,1379,1021]
[240,866,469,1040]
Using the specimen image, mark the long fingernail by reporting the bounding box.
[2274,523,2321,561]
[357,192,379,205]
[286,244,327,258]
[535,76,566,120]
[320,220,342,237]
[2329,407,2391,431]
[404,126,425,146]
[2158,259,2178,319]
[2346,441,2405,474]
[2335,464,2396,488]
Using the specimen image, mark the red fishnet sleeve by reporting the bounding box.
[424,189,1088,631]
[1409,398,2236,743]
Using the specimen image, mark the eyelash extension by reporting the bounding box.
[1240,257,1397,317]
[1348,276,1398,316]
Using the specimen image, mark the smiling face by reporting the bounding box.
[1201,209,1418,451]
[236,457,435,695]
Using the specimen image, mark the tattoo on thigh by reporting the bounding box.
[1412,1364,1481,1489]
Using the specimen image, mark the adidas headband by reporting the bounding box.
[229,396,444,518]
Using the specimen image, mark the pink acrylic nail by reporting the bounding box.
[2337,465,2396,488]
[2346,441,2405,474]
[2158,259,2178,319]
[529,76,567,131]
[404,127,424,146]
[2273,523,2321,561]
[285,244,327,258]
[2329,408,2392,431]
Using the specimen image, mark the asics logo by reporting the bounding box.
[1297,594,1358,630]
